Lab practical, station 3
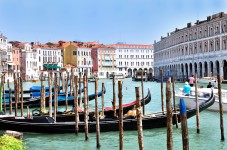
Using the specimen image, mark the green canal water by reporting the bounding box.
[3,78,227,150]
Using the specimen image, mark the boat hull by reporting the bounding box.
[175,94,227,112]
[0,91,214,133]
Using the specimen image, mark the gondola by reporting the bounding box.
[38,88,151,122]
[4,88,105,108]
[0,91,214,133]
[4,84,70,94]
[2,88,84,102]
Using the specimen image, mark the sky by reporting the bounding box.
[0,0,227,45]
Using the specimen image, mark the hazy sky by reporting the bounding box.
[0,0,226,44]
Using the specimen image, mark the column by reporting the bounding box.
[197,64,200,77]
[213,62,217,77]
[192,64,195,76]
[207,62,211,77]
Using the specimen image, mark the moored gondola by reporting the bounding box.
[0,90,214,133]
[48,88,151,122]
[4,88,105,108]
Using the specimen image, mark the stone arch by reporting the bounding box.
[185,63,189,79]
[194,62,197,74]
[133,68,137,77]
[127,68,132,77]
[210,61,214,76]
[199,62,203,78]
[223,60,227,80]
[216,60,220,74]
[189,63,193,76]
[204,61,208,77]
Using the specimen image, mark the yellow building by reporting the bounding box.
[62,44,77,67]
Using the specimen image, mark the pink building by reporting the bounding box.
[12,46,20,73]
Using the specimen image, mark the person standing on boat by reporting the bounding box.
[207,82,212,88]
[183,82,191,96]
[189,75,195,87]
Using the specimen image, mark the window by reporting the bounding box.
[73,51,77,55]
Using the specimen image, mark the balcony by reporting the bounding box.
[102,62,113,67]
[1,57,7,62]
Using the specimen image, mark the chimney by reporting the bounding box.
[207,16,211,21]
[219,12,224,18]
[167,32,169,36]
[196,20,199,25]
[187,23,191,28]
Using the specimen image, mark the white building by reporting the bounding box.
[77,48,92,77]
[0,34,13,82]
[35,47,63,77]
[154,12,227,81]
[107,44,154,77]
[21,43,39,81]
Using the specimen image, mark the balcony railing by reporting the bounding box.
[1,57,7,62]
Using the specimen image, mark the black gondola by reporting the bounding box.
[44,88,151,122]
[4,84,71,94]
[0,91,214,133]
[4,88,105,108]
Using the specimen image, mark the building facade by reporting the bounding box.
[107,44,154,77]
[97,47,116,78]
[77,48,92,77]
[154,12,227,81]
[20,43,39,81]
[0,34,13,82]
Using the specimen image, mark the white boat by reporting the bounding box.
[175,87,227,112]
[133,71,147,81]
[197,77,216,84]
[109,73,125,80]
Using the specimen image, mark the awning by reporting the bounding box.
[7,62,16,66]
[43,64,60,69]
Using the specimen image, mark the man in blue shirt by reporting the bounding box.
[183,82,191,96]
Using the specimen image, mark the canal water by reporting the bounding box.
[3,78,227,150]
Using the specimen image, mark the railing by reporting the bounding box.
[1,57,7,62]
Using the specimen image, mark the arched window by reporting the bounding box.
[216,40,220,51]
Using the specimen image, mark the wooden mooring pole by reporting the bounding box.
[118,80,123,150]
[166,78,173,150]
[14,73,18,116]
[9,87,12,115]
[180,98,189,150]
[141,71,145,115]
[70,72,73,96]
[20,77,24,117]
[54,74,58,123]
[217,73,225,141]
[74,76,79,134]
[195,74,200,134]
[79,73,82,107]
[61,72,65,92]
[83,75,89,141]
[172,77,178,128]
[41,85,45,113]
[3,76,6,114]
[95,78,101,148]
[160,70,164,112]
[65,72,69,111]
[112,74,116,118]
[101,82,105,116]
[48,73,53,117]
[0,75,3,114]
[135,87,144,150]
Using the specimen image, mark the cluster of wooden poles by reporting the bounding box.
[0,69,225,149]
[0,73,23,116]
[160,70,225,150]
